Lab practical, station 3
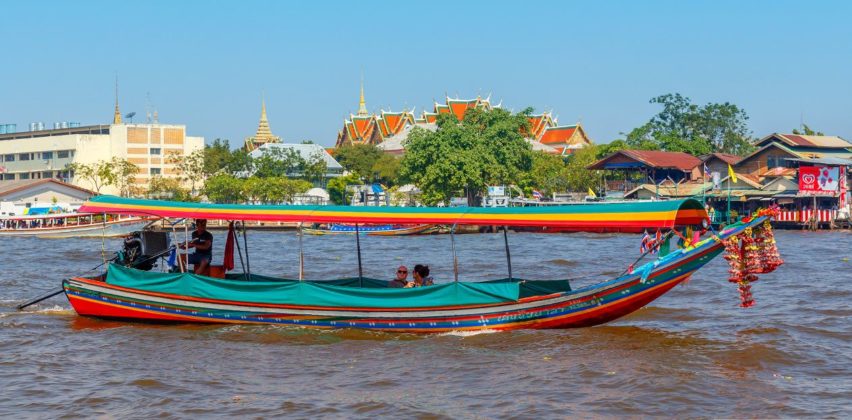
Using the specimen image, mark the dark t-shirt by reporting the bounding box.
[192,230,213,257]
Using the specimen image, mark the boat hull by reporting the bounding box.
[63,238,725,332]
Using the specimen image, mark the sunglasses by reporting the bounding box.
[397,270,407,273]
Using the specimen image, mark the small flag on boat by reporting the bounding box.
[728,164,738,183]
[588,187,597,199]
[532,190,543,200]
[640,230,650,253]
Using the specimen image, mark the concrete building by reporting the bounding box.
[0,121,204,195]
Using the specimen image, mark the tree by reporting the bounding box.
[523,152,569,195]
[66,158,139,196]
[596,139,628,159]
[564,144,603,193]
[252,147,304,178]
[110,157,141,197]
[203,138,233,176]
[400,108,533,205]
[148,175,194,201]
[624,93,754,156]
[168,150,205,196]
[371,154,401,186]
[326,174,361,205]
[202,174,246,203]
[792,124,824,136]
[333,144,383,179]
[302,152,328,185]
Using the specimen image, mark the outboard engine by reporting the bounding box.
[116,230,171,271]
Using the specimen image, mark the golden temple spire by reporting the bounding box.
[357,75,368,116]
[244,94,281,151]
[113,75,122,124]
[255,95,273,138]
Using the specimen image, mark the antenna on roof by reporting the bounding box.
[146,92,152,123]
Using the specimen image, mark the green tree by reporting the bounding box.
[792,124,824,136]
[302,152,328,185]
[326,174,361,205]
[371,154,401,186]
[148,175,194,201]
[203,139,233,176]
[203,174,246,203]
[523,152,568,195]
[252,147,305,178]
[168,150,205,196]
[400,108,532,205]
[66,158,139,196]
[624,93,754,156]
[564,144,603,193]
[333,144,383,179]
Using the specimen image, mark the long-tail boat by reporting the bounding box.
[60,195,783,332]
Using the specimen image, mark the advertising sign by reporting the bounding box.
[799,166,840,195]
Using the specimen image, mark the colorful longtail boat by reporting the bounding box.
[61,195,781,332]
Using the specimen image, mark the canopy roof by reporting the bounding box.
[79,195,708,229]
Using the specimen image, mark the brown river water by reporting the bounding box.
[1,230,850,418]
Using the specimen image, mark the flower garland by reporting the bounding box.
[722,214,783,308]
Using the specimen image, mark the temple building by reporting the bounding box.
[335,86,592,155]
[244,99,281,152]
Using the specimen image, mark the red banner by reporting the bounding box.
[799,166,840,195]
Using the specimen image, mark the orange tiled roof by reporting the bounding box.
[539,125,577,145]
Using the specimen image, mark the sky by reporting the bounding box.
[1,0,850,148]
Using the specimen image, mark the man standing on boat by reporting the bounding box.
[181,219,213,274]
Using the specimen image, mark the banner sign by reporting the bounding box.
[799,166,840,195]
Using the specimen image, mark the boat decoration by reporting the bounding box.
[301,223,434,236]
[722,209,784,307]
[55,196,783,332]
[79,195,707,229]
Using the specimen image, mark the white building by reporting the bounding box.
[0,123,204,195]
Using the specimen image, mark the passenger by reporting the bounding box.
[388,265,411,288]
[180,219,213,274]
[413,264,434,287]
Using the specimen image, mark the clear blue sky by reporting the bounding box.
[1,0,850,147]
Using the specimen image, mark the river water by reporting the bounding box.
[1,230,849,418]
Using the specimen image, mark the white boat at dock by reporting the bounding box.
[0,212,149,238]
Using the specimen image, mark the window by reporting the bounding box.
[150,167,161,175]
[19,153,30,161]
[4,154,14,162]
[58,150,70,158]
[2,174,14,181]
[41,151,53,159]
[150,148,161,155]
[42,171,53,179]
[19,173,29,180]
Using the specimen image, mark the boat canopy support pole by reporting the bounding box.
[298,222,304,281]
[451,223,459,282]
[503,225,513,280]
[355,223,363,287]
[233,221,247,280]
[242,221,251,280]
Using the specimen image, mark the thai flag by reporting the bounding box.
[532,190,543,200]
[640,230,650,253]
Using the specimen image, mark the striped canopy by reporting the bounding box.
[78,195,708,229]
